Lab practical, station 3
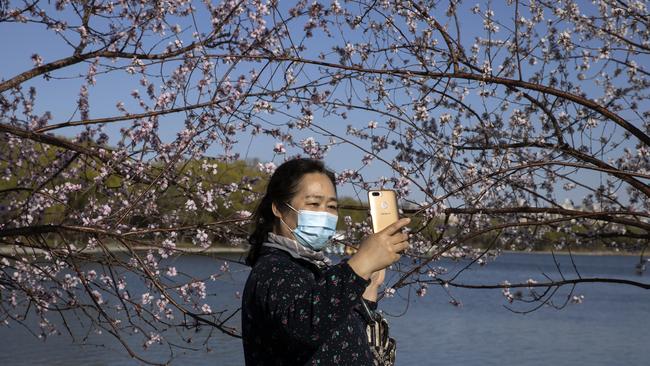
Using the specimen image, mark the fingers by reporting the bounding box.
[391,241,410,262]
[385,231,409,245]
[360,217,411,269]
[380,217,411,235]
[392,237,408,249]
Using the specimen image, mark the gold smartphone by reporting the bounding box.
[368,189,400,233]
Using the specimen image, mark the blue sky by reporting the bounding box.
[1,1,645,208]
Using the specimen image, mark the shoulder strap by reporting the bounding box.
[359,298,378,323]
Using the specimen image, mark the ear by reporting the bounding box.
[271,202,283,219]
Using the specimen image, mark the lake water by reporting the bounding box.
[0,252,648,365]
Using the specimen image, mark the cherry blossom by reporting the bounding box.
[0,0,648,362]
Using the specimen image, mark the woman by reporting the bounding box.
[242,158,410,365]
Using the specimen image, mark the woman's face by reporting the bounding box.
[272,172,338,237]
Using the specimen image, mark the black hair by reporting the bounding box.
[246,158,337,266]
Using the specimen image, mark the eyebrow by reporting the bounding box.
[305,194,337,202]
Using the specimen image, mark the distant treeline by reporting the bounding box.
[1,136,642,253]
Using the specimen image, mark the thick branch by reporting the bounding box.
[433,277,650,290]
[454,142,650,197]
[0,36,227,93]
[445,207,650,232]
[0,122,154,185]
[208,54,650,147]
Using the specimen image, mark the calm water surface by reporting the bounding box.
[0,252,648,365]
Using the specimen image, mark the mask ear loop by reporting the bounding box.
[279,202,299,241]
[283,202,299,213]
[279,216,294,232]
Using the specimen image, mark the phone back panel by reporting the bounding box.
[368,190,399,233]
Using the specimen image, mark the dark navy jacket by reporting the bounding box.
[242,246,377,365]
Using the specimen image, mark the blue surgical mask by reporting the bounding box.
[280,203,338,251]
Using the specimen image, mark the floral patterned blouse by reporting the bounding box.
[242,246,378,365]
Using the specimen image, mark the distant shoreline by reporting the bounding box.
[0,245,248,256]
[1,245,642,258]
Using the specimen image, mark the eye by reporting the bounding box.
[328,205,338,210]
[308,202,319,206]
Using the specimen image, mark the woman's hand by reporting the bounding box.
[348,217,410,280]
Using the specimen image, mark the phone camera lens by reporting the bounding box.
[372,192,380,196]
